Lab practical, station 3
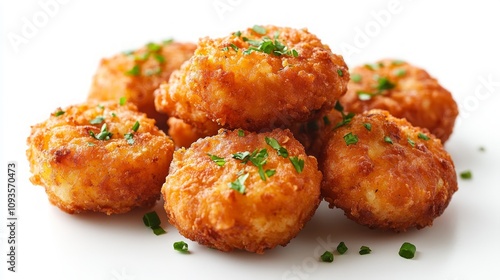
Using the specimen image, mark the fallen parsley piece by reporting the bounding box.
[173,241,189,253]
[399,242,416,259]
[359,245,371,255]
[337,241,348,255]
[320,251,334,262]
[143,211,166,236]
[460,170,472,180]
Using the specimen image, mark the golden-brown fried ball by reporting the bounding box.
[166,117,216,148]
[88,40,196,130]
[155,25,349,132]
[340,59,458,142]
[320,109,457,232]
[27,100,175,215]
[162,128,322,253]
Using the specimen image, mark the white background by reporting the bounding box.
[1,0,500,279]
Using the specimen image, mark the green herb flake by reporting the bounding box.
[222,46,229,52]
[252,25,267,35]
[337,69,344,77]
[208,153,226,167]
[363,123,372,131]
[237,129,245,137]
[146,42,162,52]
[119,97,127,106]
[234,30,242,37]
[89,116,105,124]
[153,53,166,63]
[359,245,371,255]
[393,68,407,77]
[290,156,304,173]
[392,59,405,66]
[376,76,395,91]
[460,170,472,180]
[229,173,249,194]
[399,242,416,259]
[233,151,251,162]
[357,91,373,101]
[334,101,355,128]
[384,136,393,144]
[351,73,362,83]
[124,133,134,145]
[230,43,239,51]
[152,226,166,235]
[320,251,334,263]
[111,112,117,118]
[343,132,358,146]
[89,123,113,141]
[143,211,162,227]
[125,64,140,76]
[54,110,65,117]
[418,133,430,141]
[173,241,189,253]
[265,169,276,178]
[265,137,289,158]
[407,138,415,147]
[337,241,348,255]
[131,121,140,132]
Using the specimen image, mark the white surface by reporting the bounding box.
[1,0,500,279]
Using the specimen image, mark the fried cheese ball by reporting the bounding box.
[26,100,175,215]
[340,59,458,143]
[162,128,322,253]
[167,117,217,148]
[88,41,196,130]
[320,110,457,232]
[155,25,349,132]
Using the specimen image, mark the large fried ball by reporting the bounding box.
[88,40,196,130]
[26,100,175,215]
[162,128,322,253]
[320,109,458,232]
[340,59,458,142]
[155,25,349,132]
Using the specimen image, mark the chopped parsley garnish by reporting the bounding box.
[125,64,140,76]
[131,121,140,132]
[407,138,416,147]
[173,241,189,253]
[320,251,334,262]
[351,73,362,83]
[356,76,395,100]
[393,68,407,77]
[460,170,472,180]
[89,123,113,140]
[230,43,239,51]
[289,156,304,173]
[89,116,105,124]
[334,101,355,128]
[265,169,276,178]
[265,137,289,158]
[146,42,162,52]
[252,25,267,35]
[399,242,416,259]
[242,32,299,57]
[54,110,65,117]
[337,69,344,77]
[364,62,383,71]
[237,129,245,137]
[233,151,251,162]
[153,53,166,63]
[363,123,372,131]
[229,173,249,194]
[337,242,348,255]
[376,76,395,91]
[384,136,393,144]
[234,30,242,37]
[392,60,405,66]
[124,121,140,145]
[418,133,430,140]
[119,97,127,106]
[359,245,371,255]
[208,153,226,167]
[143,211,166,236]
[343,132,358,146]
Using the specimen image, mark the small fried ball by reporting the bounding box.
[88,41,196,130]
[162,128,322,253]
[340,59,458,142]
[155,25,349,132]
[320,109,458,232]
[26,100,174,215]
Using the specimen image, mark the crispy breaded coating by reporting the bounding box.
[88,41,196,130]
[340,59,458,142]
[26,100,175,215]
[155,25,349,132]
[162,128,322,253]
[167,117,216,148]
[320,110,457,232]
